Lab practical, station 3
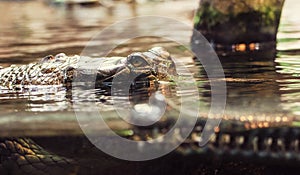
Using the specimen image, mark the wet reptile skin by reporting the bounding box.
[0,48,300,174]
[0,138,76,175]
[2,122,300,175]
[0,47,176,175]
[0,47,174,90]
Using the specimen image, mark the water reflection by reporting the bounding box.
[0,0,195,64]
[0,1,300,174]
[0,0,300,133]
[276,0,300,117]
[276,54,300,116]
[195,55,286,125]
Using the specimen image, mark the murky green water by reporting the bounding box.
[0,0,300,137]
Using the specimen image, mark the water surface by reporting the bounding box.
[0,0,299,136]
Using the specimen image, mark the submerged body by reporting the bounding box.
[0,48,300,174]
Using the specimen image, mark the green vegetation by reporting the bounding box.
[194,1,285,44]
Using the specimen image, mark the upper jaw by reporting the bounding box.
[53,47,174,83]
[98,48,172,84]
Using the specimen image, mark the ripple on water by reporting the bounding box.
[0,0,300,134]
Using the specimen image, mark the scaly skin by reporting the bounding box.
[0,47,174,90]
[0,47,299,174]
[136,118,300,165]
[0,47,176,175]
[0,138,76,175]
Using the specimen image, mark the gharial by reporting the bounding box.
[0,47,299,175]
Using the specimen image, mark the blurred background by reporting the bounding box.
[1,0,300,127]
[1,0,300,174]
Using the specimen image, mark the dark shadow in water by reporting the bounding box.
[192,44,289,123]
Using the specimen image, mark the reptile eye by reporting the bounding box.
[40,55,54,63]
[128,55,149,67]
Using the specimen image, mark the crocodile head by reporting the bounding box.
[95,47,176,84]
[0,47,176,90]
